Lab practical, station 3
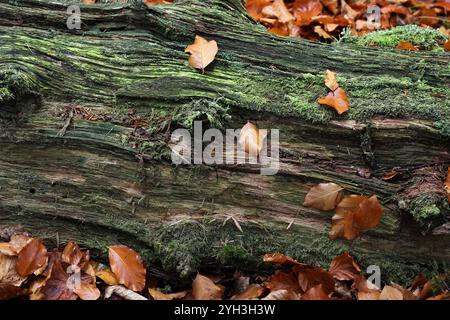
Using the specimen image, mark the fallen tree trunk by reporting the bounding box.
[0,0,449,285]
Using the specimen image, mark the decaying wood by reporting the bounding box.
[0,0,449,284]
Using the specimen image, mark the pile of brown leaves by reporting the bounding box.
[245,0,450,41]
[0,230,448,300]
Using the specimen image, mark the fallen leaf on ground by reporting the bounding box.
[263,252,305,266]
[379,285,403,300]
[262,289,299,300]
[96,265,119,286]
[149,288,189,300]
[264,270,301,292]
[62,241,86,267]
[303,182,344,211]
[0,283,27,300]
[318,87,350,114]
[262,0,294,24]
[329,252,361,280]
[108,245,146,292]
[231,284,264,300]
[192,273,224,300]
[301,284,330,300]
[185,36,218,72]
[444,167,450,203]
[16,238,48,277]
[297,266,335,294]
[40,260,78,300]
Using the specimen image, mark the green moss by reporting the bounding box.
[217,244,249,264]
[400,193,446,225]
[341,25,448,50]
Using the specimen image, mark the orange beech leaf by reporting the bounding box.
[16,238,48,277]
[262,0,294,24]
[297,266,335,294]
[245,0,274,21]
[444,40,450,51]
[192,273,224,300]
[108,245,146,292]
[444,167,450,203]
[395,41,418,51]
[231,284,264,300]
[81,0,96,3]
[341,0,359,21]
[184,36,218,72]
[0,283,27,300]
[382,169,400,181]
[301,284,330,300]
[427,291,450,300]
[379,285,403,300]
[381,4,411,15]
[262,289,299,300]
[330,195,383,240]
[322,0,338,15]
[263,252,305,266]
[149,288,188,300]
[352,275,380,293]
[419,8,439,27]
[96,265,119,286]
[329,252,361,281]
[264,270,301,292]
[239,121,267,157]
[318,87,350,114]
[292,0,323,26]
[303,182,344,211]
[74,281,100,300]
[62,241,86,266]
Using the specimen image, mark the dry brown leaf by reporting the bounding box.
[300,284,330,300]
[81,0,96,3]
[263,252,305,266]
[358,291,381,300]
[96,265,119,286]
[303,182,344,211]
[427,290,450,300]
[149,288,189,300]
[314,25,332,39]
[185,36,218,72]
[395,41,418,51]
[297,266,335,294]
[324,70,339,91]
[143,0,172,6]
[0,253,27,287]
[444,40,450,51]
[330,195,383,240]
[73,281,101,300]
[329,252,361,281]
[239,121,267,157]
[231,284,264,300]
[108,245,146,292]
[262,289,299,300]
[0,243,15,256]
[264,270,301,293]
[262,0,294,24]
[192,273,224,300]
[318,87,350,114]
[16,238,48,277]
[62,241,86,266]
[379,285,403,300]
[292,0,323,26]
[245,0,274,21]
[40,260,78,300]
[9,235,32,254]
[0,283,27,300]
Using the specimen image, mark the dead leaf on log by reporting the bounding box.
[185,36,218,72]
[239,121,267,157]
[303,182,344,211]
[318,87,350,114]
[16,238,48,277]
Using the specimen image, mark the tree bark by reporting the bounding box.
[0,0,449,284]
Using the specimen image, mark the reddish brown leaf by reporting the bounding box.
[108,245,146,292]
[262,0,294,24]
[9,235,32,254]
[245,0,274,21]
[73,281,100,300]
[40,260,78,300]
[318,87,350,114]
[0,253,26,287]
[444,167,450,203]
[62,241,86,266]
[192,273,224,300]
[264,270,301,293]
[96,265,119,286]
[292,0,323,26]
[329,252,361,280]
[262,289,299,300]
[0,243,15,256]
[301,284,330,300]
[0,284,27,300]
[231,284,264,300]
[149,288,189,300]
[263,252,305,266]
[303,182,344,211]
[297,266,335,294]
[16,238,48,277]
[444,40,450,51]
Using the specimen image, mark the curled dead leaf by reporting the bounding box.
[329,252,361,281]
[301,284,330,300]
[324,70,339,91]
[16,238,48,277]
[239,121,267,157]
[318,87,350,114]
[192,273,224,300]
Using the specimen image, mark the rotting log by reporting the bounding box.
[0,0,449,285]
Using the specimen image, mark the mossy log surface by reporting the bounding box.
[0,0,449,284]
